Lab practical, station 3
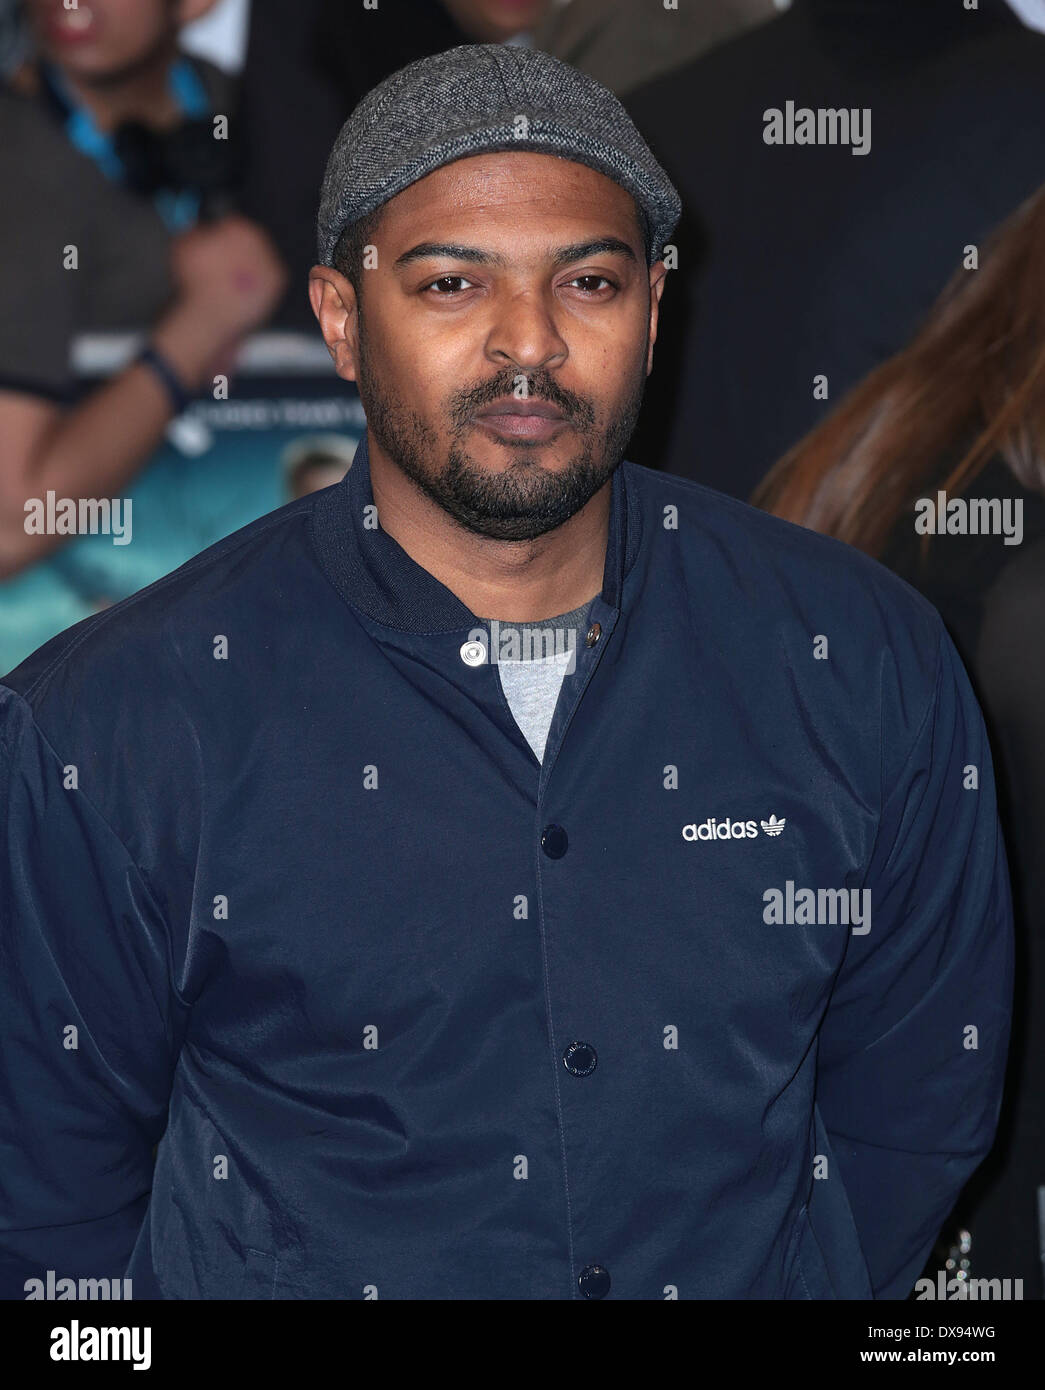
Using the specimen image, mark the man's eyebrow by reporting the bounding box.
[392,237,639,271]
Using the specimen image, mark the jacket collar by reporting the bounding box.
[311,432,643,633]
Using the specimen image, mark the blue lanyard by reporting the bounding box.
[40,57,211,231]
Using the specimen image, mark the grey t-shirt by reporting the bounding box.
[482,595,598,764]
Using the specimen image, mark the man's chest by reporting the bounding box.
[174,624,879,1088]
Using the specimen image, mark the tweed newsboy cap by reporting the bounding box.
[316,43,682,268]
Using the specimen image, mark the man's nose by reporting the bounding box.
[484,288,569,375]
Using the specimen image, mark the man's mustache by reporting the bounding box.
[449,375,596,429]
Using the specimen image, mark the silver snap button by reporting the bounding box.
[460,639,487,666]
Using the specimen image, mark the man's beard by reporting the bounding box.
[355,316,649,542]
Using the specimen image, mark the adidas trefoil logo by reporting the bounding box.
[760,815,786,837]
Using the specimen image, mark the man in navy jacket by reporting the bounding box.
[0,45,1013,1300]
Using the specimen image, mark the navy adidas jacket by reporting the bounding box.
[0,437,1013,1300]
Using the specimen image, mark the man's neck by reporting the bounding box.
[57,43,182,133]
[366,434,612,622]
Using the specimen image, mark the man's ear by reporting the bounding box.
[646,262,669,376]
[309,266,361,385]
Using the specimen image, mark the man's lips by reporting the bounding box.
[474,398,566,420]
[472,397,569,441]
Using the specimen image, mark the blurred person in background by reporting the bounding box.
[315,0,552,112]
[753,185,1045,1297]
[534,0,779,96]
[0,0,287,582]
[624,0,1045,499]
[196,0,347,331]
[442,0,550,42]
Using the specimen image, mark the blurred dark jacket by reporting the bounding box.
[624,0,1045,497]
[234,0,349,329]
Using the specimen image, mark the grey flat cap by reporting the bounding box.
[316,43,682,268]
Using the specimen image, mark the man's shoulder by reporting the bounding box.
[626,459,945,652]
[2,490,321,712]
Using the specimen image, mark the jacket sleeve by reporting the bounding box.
[814,621,1015,1300]
[0,684,183,1299]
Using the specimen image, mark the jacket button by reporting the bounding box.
[541,824,568,858]
[562,1041,597,1076]
[459,639,487,666]
[578,1264,611,1298]
[585,622,602,647]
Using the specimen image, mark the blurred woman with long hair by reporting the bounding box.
[753,184,1045,1296]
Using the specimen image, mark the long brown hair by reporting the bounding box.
[751,184,1045,557]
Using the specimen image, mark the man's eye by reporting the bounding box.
[568,275,614,293]
[424,275,475,294]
